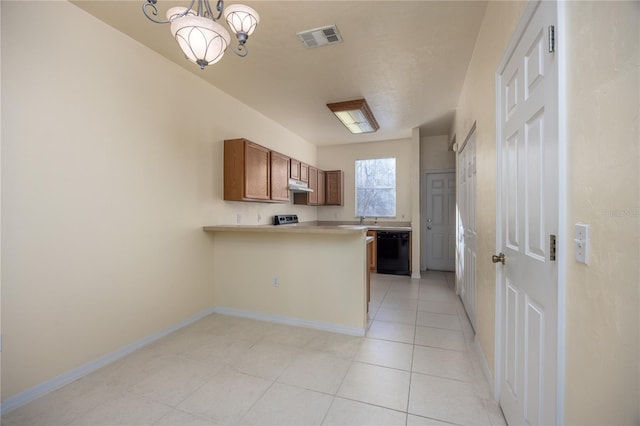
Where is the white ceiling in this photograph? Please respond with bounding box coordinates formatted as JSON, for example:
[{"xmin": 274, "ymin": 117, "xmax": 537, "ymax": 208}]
[{"xmin": 71, "ymin": 1, "xmax": 488, "ymax": 146}]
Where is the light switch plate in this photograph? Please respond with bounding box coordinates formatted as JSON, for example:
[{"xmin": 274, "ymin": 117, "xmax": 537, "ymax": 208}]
[{"xmin": 574, "ymin": 223, "xmax": 590, "ymax": 264}]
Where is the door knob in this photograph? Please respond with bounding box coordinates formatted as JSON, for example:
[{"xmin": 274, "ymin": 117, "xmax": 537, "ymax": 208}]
[
  {"xmin": 427, "ymin": 225, "xmax": 432, "ymax": 230},
  {"xmin": 492, "ymin": 252, "xmax": 506, "ymax": 264}
]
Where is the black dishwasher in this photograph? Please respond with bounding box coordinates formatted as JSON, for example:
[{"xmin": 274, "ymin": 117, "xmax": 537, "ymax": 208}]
[{"xmin": 376, "ymin": 231, "xmax": 410, "ymax": 276}]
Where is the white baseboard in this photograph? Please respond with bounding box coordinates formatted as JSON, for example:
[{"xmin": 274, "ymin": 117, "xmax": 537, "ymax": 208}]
[
  {"xmin": 473, "ymin": 334, "xmax": 495, "ymax": 395},
  {"xmin": 0, "ymin": 307, "xmax": 216, "ymax": 415},
  {"xmin": 213, "ymin": 306, "xmax": 366, "ymax": 337}
]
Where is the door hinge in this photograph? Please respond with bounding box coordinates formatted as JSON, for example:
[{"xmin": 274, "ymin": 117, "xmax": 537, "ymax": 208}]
[
  {"xmin": 550, "ymin": 235, "xmax": 557, "ymax": 261},
  {"xmin": 548, "ymin": 25, "xmax": 555, "ymax": 53}
]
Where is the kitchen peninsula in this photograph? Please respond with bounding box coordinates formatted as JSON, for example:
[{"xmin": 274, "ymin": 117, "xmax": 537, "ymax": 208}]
[{"xmin": 203, "ymin": 223, "xmax": 371, "ymax": 335}]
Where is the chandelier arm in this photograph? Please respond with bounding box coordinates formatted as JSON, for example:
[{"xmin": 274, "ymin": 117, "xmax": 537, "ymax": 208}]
[
  {"xmin": 143, "ymin": 0, "xmax": 198, "ymax": 24},
  {"xmin": 229, "ymin": 43, "xmax": 249, "ymax": 58},
  {"xmin": 201, "ymin": 0, "xmax": 224, "ymax": 21},
  {"xmin": 142, "ymin": 1, "xmax": 171, "ymax": 24},
  {"xmin": 215, "ymin": 0, "xmax": 224, "ymax": 20}
]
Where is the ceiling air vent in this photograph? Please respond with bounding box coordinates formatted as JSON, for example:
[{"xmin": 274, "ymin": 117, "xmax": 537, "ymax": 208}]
[{"xmin": 297, "ymin": 25, "xmax": 343, "ymax": 49}]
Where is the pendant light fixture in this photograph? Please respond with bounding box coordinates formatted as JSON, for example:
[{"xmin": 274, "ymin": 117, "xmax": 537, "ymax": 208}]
[{"xmin": 143, "ymin": 0, "xmax": 259, "ymax": 70}]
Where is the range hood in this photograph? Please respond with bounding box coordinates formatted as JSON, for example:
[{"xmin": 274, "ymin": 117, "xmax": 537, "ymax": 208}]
[{"xmin": 288, "ymin": 179, "xmax": 313, "ymax": 193}]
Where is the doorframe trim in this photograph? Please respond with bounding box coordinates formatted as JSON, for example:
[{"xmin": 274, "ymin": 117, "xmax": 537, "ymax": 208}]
[
  {"xmin": 458, "ymin": 121, "xmax": 477, "ymax": 154},
  {"xmin": 493, "ymin": 1, "xmax": 567, "ymax": 424},
  {"xmin": 421, "ymin": 169, "xmax": 456, "ymax": 270},
  {"xmin": 556, "ymin": 3, "xmax": 568, "ymax": 424}
]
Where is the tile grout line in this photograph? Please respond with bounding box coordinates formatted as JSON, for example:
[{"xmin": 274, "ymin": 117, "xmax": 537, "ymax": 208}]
[{"xmin": 404, "ymin": 283, "xmax": 421, "ymax": 424}]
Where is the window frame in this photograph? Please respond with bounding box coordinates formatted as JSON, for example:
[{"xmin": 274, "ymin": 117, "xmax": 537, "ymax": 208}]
[{"xmin": 354, "ymin": 157, "xmax": 397, "ymax": 218}]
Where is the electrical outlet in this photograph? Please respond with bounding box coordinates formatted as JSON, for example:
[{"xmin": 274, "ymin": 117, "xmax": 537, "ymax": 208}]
[
  {"xmin": 236, "ymin": 214, "xmax": 241, "ymax": 224},
  {"xmin": 272, "ymin": 276, "xmax": 280, "ymax": 287}
]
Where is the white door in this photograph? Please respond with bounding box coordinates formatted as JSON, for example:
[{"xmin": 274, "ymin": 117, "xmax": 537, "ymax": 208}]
[
  {"xmin": 496, "ymin": 1, "xmax": 559, "ymax": 424},
  {"xmin": 425, "ymin": 172, "xmax": 456, "ymax": 271},
  {"xmin": 457, "ymin": 129, "xmax": 477, "ymax": 329}
]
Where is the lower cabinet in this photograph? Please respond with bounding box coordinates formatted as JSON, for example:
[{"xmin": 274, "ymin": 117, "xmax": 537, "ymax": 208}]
[
  {"xmin": 367, "ymin": 230, "xmax": 377, "ymax": 271},
  {"xmin": 366, "ymin": 239, "xmax": 372, "ymax": 312}
]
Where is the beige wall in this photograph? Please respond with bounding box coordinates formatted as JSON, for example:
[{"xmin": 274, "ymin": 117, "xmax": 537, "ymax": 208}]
[
  {"xmin": 454, "ymin": 0, "xmax": 639, "ymax": 423},
  {"xmin": 452, "ymin": 0, "xmax": 527, "ymax": 374},
  {"xmin": 1, "ymin": 1, "xmax": 315, "ymax": 400},
  {"xmin": 420, "ymin": 135, "xmax": 455, "ymax": 172},
  {"xmin": 316, "ymin": 139, "xmax": 413, "ymax": 222},
  {"xmin": 563, "ymin": 2, "xmax": 639, "ymax": 424},
  {"xmin": 211, "ymin": 231, "xmax": 367, "ymax": 332}
]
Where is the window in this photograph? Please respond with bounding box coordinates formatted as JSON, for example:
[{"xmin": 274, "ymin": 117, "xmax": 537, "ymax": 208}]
[{"xmin": 355, "ymin": 158, "xmax": 396, "ymax": 217}]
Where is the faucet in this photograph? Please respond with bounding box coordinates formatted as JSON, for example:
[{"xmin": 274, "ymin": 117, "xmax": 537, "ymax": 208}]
[{"xmin": 359, "ymin": 216, "xmax": 365, "ymax": 225}]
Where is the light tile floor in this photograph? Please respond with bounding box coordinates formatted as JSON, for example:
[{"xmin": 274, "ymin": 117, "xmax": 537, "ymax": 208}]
[{"xmin": 3, "ymin": 271, "xmax": 506, "ymax": 426}]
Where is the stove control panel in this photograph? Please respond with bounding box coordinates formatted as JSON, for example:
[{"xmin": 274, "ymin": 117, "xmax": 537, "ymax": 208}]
[{"xmin": 273, "ymin": 214, "xmax": 299, "ymax": 225}]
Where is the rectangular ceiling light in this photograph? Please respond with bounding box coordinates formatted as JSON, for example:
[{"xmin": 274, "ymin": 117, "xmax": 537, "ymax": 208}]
[{"xmin": 327, "ymin": 99, "xmax": 379, "ymax": 134}]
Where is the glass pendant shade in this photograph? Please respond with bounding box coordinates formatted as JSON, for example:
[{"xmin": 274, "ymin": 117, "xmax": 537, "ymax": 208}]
[
  {"xmin": 223, "ymin": 4, "xmax": 260, "ymax": 37},
  {"xmin": 169, "ymin": 12, "xmax": 231, "ymax": 69},
  {"xmin": 143, "ymin": 1, "xmax": 259, "ymax": 69}
]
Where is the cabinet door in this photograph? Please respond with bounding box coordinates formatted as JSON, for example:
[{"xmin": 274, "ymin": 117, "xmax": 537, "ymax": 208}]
[
  {"xmin": 271, "ymin": 151, "xmax": 290, "ymax": 202},
  {"xmin": 367, "ymin": 230, "xmax": 377, "ymax": 271},
  {"xmin": 308, "ymin": 166, "xmax": 318, "ymax": 205},
  {"xmin": 290, "ymin": 159, "xmax": 301, "ymax": 180},
  {"xmin": 224, "ymin": 139, "xmax": 245, "ymax": 201},
  {"xmin": 325, "ymin": 170, "xmax": 344, "ymax": 206},
  {"xmin": 317, "ymin": 170, "xmax": 326, "ymax": 206},
  {"xmin": 245, "ymin": 142, "xmax": 271, "ymax": 200},
  {"xmin": 300, "ymin": 163, "xmax": 309, "ymax": 182}
]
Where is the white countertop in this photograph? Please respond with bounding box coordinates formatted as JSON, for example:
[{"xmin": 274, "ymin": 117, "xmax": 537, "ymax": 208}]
[
  {"xmin": 202, "ymin": 223, "xmax": 368, "ymax": 235},
  {"xmin": 203, "ymin": 221, "xmax": 413, "ymax": 234}
]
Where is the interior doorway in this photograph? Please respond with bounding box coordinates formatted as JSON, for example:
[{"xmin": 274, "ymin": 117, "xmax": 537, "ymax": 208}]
[
  {"xmin": 457, "ymin": 126, "xmax": 477, "ymax": 330},
  {"xmin": 495, "ymin": 1, "xmax": 562, "ymax": 424},
  {"xmin": 423, "ymin": 172, "xmax": 456, "ymax": 272}
]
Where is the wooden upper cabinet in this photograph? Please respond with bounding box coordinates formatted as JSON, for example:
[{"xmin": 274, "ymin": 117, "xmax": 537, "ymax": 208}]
[
  {"xmin": 317, "ymin": 169, "xmax": 326, "ymax": 206},
  {"xmin": 290, "ymin": 158, "xmax": 301, "ymax": 180},
  {"xmin": 308, "ymin": 166, "xmax": 318, "ymax": 205},
  {"xmin": 300, "ymin": 163, "xmax": 309, "ymax": 183},
  {"xmin": 225, "ymin": 139, "xmax": 270, "ymax": 201},
  {"xmin": 294, "ymin": 167, "xmax": 326, "ymax": 206},
  {"xmin": 245, "ymin": 142, "xmax": 271, "ymax": 200},
  {"xmin": 270, "ymin": 151, "xmax": 290, "ymax": 202},
  {"xmin": 224, "ymin": 138, "xmax": 342, "ymax": 206},
  {"xmin": 325, "ymin": 170, "xmax": 344, "ymax": 206}
]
